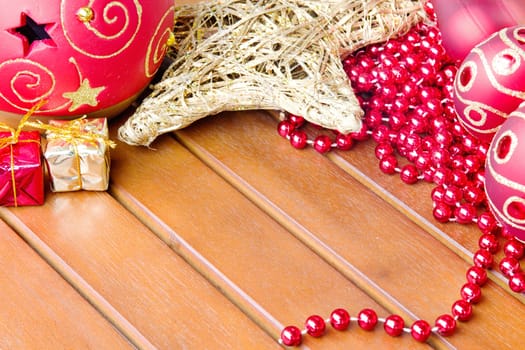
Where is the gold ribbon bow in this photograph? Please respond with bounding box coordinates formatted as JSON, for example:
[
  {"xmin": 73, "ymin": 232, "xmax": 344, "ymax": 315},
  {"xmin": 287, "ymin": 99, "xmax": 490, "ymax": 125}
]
[
  {"xmin": 0, "ymin": 101, "xmax": 45, "ymax": 207},
  {"xmin": 26, "ymin": 117, "xmax": 116, "ymax": 190}
]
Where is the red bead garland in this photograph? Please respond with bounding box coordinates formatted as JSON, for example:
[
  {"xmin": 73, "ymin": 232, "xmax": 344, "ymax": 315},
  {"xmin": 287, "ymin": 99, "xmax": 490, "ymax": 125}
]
[{"xmin": 277, "ymin": 1, "xmax": 525, "ymax": 347}]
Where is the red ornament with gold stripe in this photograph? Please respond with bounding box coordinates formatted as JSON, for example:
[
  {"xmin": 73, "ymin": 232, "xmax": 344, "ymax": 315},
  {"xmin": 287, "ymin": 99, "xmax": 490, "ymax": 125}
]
[
  {"xmin": 454, "ymin": 25, "xmax": 525, "ymax": 143},
  {"xmin": 485, "ymin": 101, "xmax": 525, "ymax": 243}
]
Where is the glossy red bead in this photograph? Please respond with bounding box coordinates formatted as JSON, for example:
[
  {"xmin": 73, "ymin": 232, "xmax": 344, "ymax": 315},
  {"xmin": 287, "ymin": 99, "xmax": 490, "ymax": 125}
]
[
  {"xmin": 364, "ymin": 109, "xmax": 383, "ymax": 128},
  {"xmin": 421, "ymin": 136, "xmax": 436, "ymax": 151},
  {"xmin": 435, "ymin": 314, "xmax": 456, "ymax": 337},
  {"xmin": 451, "ymin": 299, "xmax": 473, "ymax": 322},
  {"xmin": 450, "ymin": 170, "xmax": 468, "ymax": 188},
  {"xmin": 443, "ymin": 185, "xmax": 462, "ymax": 206},
  {"xmin": 388, "ymin": 112, "xmax": 407, "ymax": 130},
  {"xmin": 335, "ymin": 133, "xmax": 354, "ymax": 151},
  {"xmin": 396, "ymin": 127, "xmax": 411, "ymax": 146},
  {"xmin": 450, "ymin": 122, "xmax": 465, "ymax": 137},
  {"xmin": 509, "ymin": 273, "xmax": 525, "ymax": 293},
  {"xmin": 330, "ymin": 308, "xmax": 351, "ymax": 331},
  {"xmin": 449, "ymin": 144, "xmax": 464, "ymax": 156},
  {"xmin": 403, "ymin": 53, "xmax": 422, "ymax": 72},
  {"xmin": 463, "ymin": 185, "xmax": 485, "ymax": 205},
  {"xmin": 280, "ymin": 325, "xmax": 302, "ymax": 346},
  {"xmin": 499, "ymin": 256, "xmax": 521, "ymax": 278},
  {"xmin": 431, "ymin": 185, "xmax": 446, "ymax": 202},
  {"xmin": 478, "ymin": 234, "xmax": 499, "ymax": 254},
  {"xmin": 375, "ymin": 143, "xmax": 394, "ymax": 160},
  {"xmin": 415, "ymin": 151, "xmax": 432, "ymax": 170},
  {"xmin": 411, "ymin": 320, "xmax": 431, "ymax": 342},
  {"xmin": 289, "ymin": 130, "xmax": 308, "ymax": 149},
  {"xmin": 383, "ymin": 315, "xmax": 405, "ymax": 337},
  {"xmin": 434, "ymin": 129, "xmax": 453, "ymax": 147},
  {"xmin": 466, "ymin": 266, "xmax": 488, "ymax": 286},
  {"xmin": 504, "ymin": 239, "xmax": 525, "ymax": 259},
  {"xmin": 379, "ymin": 155, "xmax": 398, "ymax": 175},
  {"xmin": 432, "ymin": 167, "xmax": 452, "ymax": 186},
  {"xmin": 401, "ymin": 80, "xmax": 419, "ymax": 99},
  {"xmin": 431, "ymin": 148, "xmax": 450, "ymax": 167},
  {"xmin": 473, "ymin": 169, "xmax": 486, "ymax": 188},
  {"xmin": 356, "ymin": 72, "xmax": 375, "ymax": 91},
  {"xmin": 288, "ymin": 114, "xmax": 305, "ymax": 127},
  {"xmin": 462, "ymin": 134, "xmax": 479, "ymax": 153},
  {"xmin": 305, "ymin": 315, "xmax": 326, "ymax": 337},
  {"xmin": 277, "ymin": 120, "xmax": 294, "ymax": 138},
  {"xmin": 422, "ymin": 168, "xmax": 435, "ymax": 183},
  {"xmin": 501, "ymin": 227, "xmax": 517, "ymax": 240},
  {"xmin": 404, "ymin": 133, "xmax": 422, "ymax": 151},
  {"xmin": 400, "ymin": 164, "xmax": 419, "ymax": 184},
  {"xmin": 408, "ymin": 114, "xmax": 429, "ymax": 134},
  {"xmin": 477, "ymin": 212, "xmax": 498, "ymax": 233},
  {"xmin": 357, "ymin": 309, "xmax": 378, "ymax": 331},
  {"xmin": 460, "ymin": 283, "xmax": 482, "ymax": 304},
  {"xmin": 379, "ymin": 84, "xmax": 397, "ymax": 101},
  {"xmin": 358, "ymin": 56, "xmax": 376, "ymax": 70},
  {"xmin": 450, "ymin": 155, "xmax": 464, "ymax": 170},
  {"xmin": 464, "ymin": 154, "xmax": 482, "ymax": 174},
  {"xmin": 372, "ymin": 125, "xmax": 391, "ymax": 144},
  {"xmin": 313, "ymin": 135, "xmax": 333, "ymax": 154},
  {"xmin": 433, "ymin": 201, "xmax": 453, "ymax": 223},
  {"xmin": 454, "ymin": 203, "xmax": 476, "ymax": 224},
  {"xmin": 476, "ymin": 142, "xmax": 489, "ymax": 158},
  {"xmin": 473, "ymin": 249, "xmax": 494, "ymax": 269}
]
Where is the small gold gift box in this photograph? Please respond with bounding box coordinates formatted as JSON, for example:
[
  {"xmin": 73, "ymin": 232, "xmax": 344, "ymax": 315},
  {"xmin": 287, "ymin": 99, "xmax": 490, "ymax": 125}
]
[{"xmin": 44, "ymin": 118, "xmax": 114, "ymax": 192}]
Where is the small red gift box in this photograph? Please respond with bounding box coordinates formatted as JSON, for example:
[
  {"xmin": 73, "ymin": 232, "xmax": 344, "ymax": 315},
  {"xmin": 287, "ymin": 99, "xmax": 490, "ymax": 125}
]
[{"xmin": 0, "ymin": 131, "xmax": 44, "ymax": 207}]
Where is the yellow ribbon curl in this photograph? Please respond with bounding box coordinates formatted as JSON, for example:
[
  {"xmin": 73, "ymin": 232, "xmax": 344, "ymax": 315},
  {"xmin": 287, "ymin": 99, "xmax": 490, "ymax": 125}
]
[{"xmin": 0, "ymin": 101, "xmax": 46, "ymax": 207}]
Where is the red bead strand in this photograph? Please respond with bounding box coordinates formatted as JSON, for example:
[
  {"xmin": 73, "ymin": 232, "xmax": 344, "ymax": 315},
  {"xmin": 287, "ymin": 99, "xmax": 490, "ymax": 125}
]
[{"xmin": 278, "ymin": 1, "xmax": 525, "ymax": 346}]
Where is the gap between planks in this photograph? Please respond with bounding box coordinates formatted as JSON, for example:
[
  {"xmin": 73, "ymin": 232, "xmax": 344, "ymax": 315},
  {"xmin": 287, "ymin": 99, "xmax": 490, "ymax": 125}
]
[
  {"xmin": 0, "ymin": 208, "xmax": 155, "ymax": 350},
  {"xmin": 170, "ymin": 115, "xmax": 453, "ymax": 350}
]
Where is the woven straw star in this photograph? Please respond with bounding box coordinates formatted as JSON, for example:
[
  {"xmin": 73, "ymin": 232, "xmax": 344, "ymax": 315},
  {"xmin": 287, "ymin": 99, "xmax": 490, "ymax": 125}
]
[{"xmin": 119, "ymin": 0, "xmax": 426, "ymax": 146}]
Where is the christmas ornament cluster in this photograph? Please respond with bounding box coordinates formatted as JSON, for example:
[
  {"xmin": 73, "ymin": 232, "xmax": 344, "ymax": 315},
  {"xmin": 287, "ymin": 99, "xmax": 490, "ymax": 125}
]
[
  {"xmin": 0, "ymin": 0, "xmax": 174, "ymax": 206},
  {"xmin": 1, "ymin": 0, "xmax": 525, "ymax": 347},
  {"xmin": 275, "ymin": 0, "xmax": 525, "ymax": 346}
]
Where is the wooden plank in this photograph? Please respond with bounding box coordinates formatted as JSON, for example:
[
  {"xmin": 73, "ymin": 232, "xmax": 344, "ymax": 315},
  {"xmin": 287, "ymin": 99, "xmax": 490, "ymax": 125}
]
[
  {"xmin": 2, "ymin": 190, "xmax": 275, "ymax": 349},
  {"xmin": 0, "ymin": 219, "xmax": 132, "ymax": 349},
  {"xmin": 173, "ymin": 110, "xmax": 525, "ymax": 349},
  {"xmin": 329, "ymin": 135, "xmax": 524, "ymax": 296},
  {"xmin": 110, "ymin": 116, "xmax": 432, "ymax": 349}
]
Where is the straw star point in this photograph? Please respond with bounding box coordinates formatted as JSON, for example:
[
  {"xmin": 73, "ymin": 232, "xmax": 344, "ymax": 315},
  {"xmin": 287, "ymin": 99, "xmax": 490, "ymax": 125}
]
[{"xmin": 119, "ymin": 0, "xmax": 426, "ymax": 146}]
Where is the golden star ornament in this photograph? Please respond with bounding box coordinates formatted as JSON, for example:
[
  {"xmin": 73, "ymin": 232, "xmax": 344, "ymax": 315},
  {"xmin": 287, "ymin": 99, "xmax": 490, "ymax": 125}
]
[
  {"xmin": 63, "ymin": 79, "xmax": 106, "ymax": 112},
  {"xmin": 118, "ymin": 0, "xmax": 427, "ymax": 146}
]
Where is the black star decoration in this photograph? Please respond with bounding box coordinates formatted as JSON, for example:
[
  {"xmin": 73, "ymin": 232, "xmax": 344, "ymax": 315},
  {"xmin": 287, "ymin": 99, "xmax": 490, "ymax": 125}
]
[{"xmin": 9, "ymin": 13, "xmax": 55, "ymax": 56}]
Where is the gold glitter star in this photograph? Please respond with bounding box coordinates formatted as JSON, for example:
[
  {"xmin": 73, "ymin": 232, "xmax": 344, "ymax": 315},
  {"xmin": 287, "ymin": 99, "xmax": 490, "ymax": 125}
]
[
  {"xmin": 63, "ymin": 79, "xmax": 106, "ymax": 112},
  {"xmin": 119, "ymin": 0, "xmax": 426, "ymax": 146}
]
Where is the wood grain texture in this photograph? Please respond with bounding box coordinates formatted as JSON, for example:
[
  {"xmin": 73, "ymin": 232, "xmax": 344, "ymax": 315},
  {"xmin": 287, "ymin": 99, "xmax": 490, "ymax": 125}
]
[
  {"xmin": 174, "ymin": 110, "xmax": 525, "ymax": 350},
  {"xmin": 0, "ymin": 218, "xmax": 132, "ymax": 349},
  {"xmin": 3, "ymin": 191, "xmax": 275, "ymax": 349},
  {"xmin": 109, "ymin": 116, "xmax": 431, "ymax": 349}
]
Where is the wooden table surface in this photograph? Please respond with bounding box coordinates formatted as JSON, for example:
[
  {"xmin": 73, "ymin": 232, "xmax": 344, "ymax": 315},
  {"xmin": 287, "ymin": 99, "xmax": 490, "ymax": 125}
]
[
  {"xmin": 2, "ymin": 1, "xmax": 525, "ymax": 349},
  {"xmin": 1, "ymin": 105, "xmax": 524, "ymax": 349}
]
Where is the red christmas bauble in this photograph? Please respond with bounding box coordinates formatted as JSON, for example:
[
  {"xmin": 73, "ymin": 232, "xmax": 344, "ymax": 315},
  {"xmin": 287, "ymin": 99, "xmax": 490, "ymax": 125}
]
[
  {"xmin": 432, "ymin": 0, "xmax": 525, "ymax": 62},
  {"xmin": 454, "ymin": 25, "xmax": 525, "ymax": 143},
  {"xmin": 0, "ymin": 0, "xmax": 174, "ymax": 124},
  {"xmin": 485, "ymin": 102, "xmax": 525, "ymax": 242}
]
